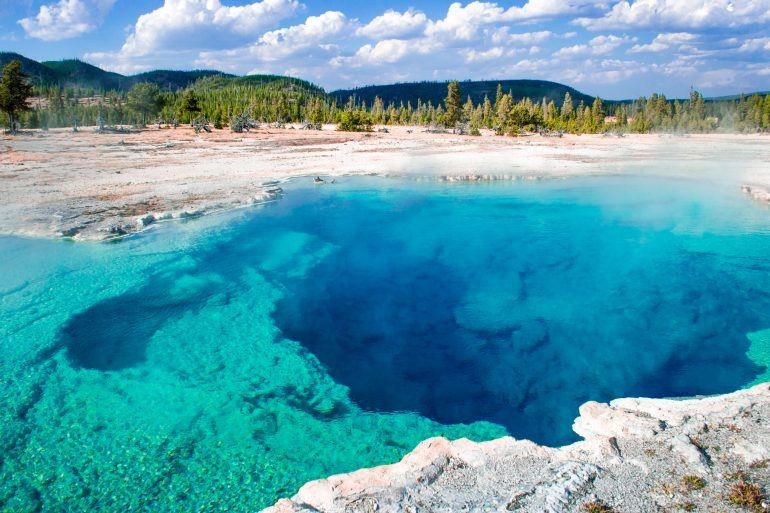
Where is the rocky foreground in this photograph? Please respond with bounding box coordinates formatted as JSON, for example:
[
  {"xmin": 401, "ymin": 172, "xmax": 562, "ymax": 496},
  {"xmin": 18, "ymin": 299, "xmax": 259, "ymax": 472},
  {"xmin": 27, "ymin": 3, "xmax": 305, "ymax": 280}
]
[{"xmin": 266, "ymin": 383, "xmax": 770, "ymax": 513}]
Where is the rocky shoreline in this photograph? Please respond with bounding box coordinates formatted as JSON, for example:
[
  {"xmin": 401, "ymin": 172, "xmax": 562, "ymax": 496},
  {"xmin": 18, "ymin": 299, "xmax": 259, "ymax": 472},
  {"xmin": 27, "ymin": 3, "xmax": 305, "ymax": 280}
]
[{"xmin": 265, "ymin": 383, "xmax": 770, "ymax": 513}]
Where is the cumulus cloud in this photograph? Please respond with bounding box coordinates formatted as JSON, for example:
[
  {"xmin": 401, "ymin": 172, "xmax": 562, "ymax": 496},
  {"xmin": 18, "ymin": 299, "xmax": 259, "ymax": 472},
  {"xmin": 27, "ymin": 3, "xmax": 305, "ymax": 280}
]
[
  {"xmin": 356, "ymin": 9, "xmax": 428, "ymax": 39},
  {"xmin": 423, "ymin": 0, "xmax": 588, "ymax": 43},
  {"xmin": 554, "ymin": 34, "xmax": 631, "ymax": 57},
  {"xmin": 574, "ymin": 0, "xmax": 770, "ymax": 30},
  {"xmin": 18, "ymin": 0, "xmax": 115, "ymax": 41},
  {"xmin": 487, "ymin": 28, "xmax": 555, "ymax": 45},
  {"xmin": 194, "ymin": 9, "xmax": 349, "ymax": 79},
  {"xmin": 425, "ymin": 1, "xmax": 511, "ymax": 42},
  {"xmin": 505, "ymin": 0, "xmax": 594, "ymax": 21},
  {"xmin": 119, "ymin": 0, "xmax": 301, "ymax": 57},
  {"xmin": 461, "ymin": 46, "xmax": 506, "ymax": 62},
  {"xmin": 233, "ymin": 11, "xmax": 349, "ymax": 61},
  {"xmin": 346, "ymin": 40, "xmax": 416, "ymax": 65},
  {"xmin": 629, "ymin": 32, "xmax": 697, "ymax": 52}
]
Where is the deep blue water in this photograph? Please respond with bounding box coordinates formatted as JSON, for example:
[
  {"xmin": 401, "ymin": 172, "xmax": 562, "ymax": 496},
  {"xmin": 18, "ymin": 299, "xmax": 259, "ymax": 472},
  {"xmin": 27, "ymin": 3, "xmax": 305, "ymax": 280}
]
[{"xmin": 58, "ymin": 175, "xmax": 770, "ymax": 445}]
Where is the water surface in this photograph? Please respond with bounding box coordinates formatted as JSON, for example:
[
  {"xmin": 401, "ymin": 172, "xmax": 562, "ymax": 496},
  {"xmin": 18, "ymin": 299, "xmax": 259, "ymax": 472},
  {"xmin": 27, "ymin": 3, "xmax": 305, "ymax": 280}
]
[{"xmin": 1, "ymin": 174, "xmax": 769, "ymax": 512}]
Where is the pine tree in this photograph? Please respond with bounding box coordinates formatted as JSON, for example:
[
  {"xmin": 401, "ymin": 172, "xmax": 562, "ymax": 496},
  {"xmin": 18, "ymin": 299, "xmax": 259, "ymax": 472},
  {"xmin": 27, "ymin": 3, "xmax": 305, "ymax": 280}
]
[
  {"xmin": 560, "ymin": 92, "xmax": 574, "ymax": 121},
  {"xmin": 496, "ymin": 93, "xmax": 512, "ymax": 134},
  {"xmin": 444, "ymin": 80, "xmax": 462, "ymax": 128},
  {"xmin": 127, "ymin": 82, "xmax": 162, "ymax": 126},
  {"xmin": 181, "ymin": 89, "xmax": 201, "ymax": 123},
  {"xmin": 591, "ymin": 97, "xmax": 605, "ymax": 127},
  {"xmin": 0, "ymin": 60, "xmax": 34, "ymax": 133}
]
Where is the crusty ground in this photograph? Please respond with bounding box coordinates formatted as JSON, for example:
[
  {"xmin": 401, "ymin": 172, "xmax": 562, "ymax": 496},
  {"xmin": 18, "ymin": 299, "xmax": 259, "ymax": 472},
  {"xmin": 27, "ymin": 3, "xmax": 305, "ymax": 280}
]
[{"xmin": 1, "ymin": 126, "xmax": 769, "ymax": 240}]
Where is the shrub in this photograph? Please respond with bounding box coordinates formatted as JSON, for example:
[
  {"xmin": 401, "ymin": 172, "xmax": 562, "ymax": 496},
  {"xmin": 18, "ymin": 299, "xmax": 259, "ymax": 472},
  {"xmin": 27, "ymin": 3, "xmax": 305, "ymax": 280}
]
[
  {"xmin": 582, "ymin": 501, "xmax": 614, "ymax": 513},
  {"xmin": 727, "ymin": 482, "xmax": 764, "ymax": 510},
  {"xmin": 337, "ymin": 110, "xmax": 373, "ymax": 132}
]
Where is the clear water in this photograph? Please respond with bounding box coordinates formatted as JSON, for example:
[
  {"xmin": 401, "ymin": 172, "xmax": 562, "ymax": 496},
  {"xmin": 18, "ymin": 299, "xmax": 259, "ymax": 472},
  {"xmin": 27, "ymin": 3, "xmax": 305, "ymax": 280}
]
[{"xmin": 1, "ymin": 174, "xmax": 769, "ymax": 512}]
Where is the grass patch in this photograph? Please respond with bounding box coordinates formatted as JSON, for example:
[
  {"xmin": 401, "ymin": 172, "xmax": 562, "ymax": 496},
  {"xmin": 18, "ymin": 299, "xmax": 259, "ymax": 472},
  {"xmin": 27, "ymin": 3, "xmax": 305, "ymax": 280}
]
[
  {"xmin": 581, "ymin": 501, "xmax": 615, "ymax": 513},
  {"xmin": 681, "ymin": 475, "xmax": 706, "ymax": 492}
]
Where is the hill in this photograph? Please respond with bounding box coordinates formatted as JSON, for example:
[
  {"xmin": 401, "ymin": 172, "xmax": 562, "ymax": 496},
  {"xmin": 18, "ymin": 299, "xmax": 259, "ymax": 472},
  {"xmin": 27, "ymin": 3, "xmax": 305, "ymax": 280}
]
[
  {"xmin": 0, "ymin": 53, "xmax": 239, "ymax": 91},
  {"xmin": 0, "ymin": 52, "xmax": 58, "ymax": 84},
  {"xmin": 331, "ymin": 79, "xmax": 596, "ymax": 107},
  {"xmin": 41, "ymin": 59, "xmax": 125, "ymax": 90}
]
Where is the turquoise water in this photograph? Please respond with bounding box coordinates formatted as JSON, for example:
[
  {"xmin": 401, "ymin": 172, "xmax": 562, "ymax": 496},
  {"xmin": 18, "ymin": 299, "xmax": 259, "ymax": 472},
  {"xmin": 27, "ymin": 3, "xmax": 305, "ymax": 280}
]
[{"xmin": 1, "ymin": 174, "xmax": 770, "ymax": 511}]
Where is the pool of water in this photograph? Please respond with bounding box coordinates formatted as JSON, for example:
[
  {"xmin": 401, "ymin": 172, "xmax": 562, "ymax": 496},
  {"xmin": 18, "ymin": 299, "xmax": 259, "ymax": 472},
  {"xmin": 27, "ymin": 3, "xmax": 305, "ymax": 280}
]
[{"xmin": 1, "ymin": 174, "xmax": 769, "ymax": 512}]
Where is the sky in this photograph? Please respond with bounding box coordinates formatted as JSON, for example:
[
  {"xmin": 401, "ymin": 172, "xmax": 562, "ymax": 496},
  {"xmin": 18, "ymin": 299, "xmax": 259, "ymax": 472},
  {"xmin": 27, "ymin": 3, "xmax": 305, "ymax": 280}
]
[{"xmin": 1, "ymin": 0, "xmax": 769, "ymax": 99}]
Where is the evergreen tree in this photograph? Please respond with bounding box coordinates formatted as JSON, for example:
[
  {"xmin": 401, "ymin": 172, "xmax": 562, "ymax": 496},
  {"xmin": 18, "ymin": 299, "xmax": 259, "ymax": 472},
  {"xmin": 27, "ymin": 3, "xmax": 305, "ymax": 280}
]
[
  {"xmin": 127, "ymin": 82, "xmax": 162, "ymax": 126},
  {"xmin": 444, "ymin": 80, "xmax": 462, "ymax": 127},
  {"xmin": 181, "ymin": 89, "xmax": 202, "ymax": 123},
  {"xmin": 494, "ymin": 84, "xmax": 503, "ymax": 112},
  {"xmin": 0, "ymin": 60, "xmax": 34, "ymax": 133},
  {"xmin": 560, "ymin": 92, "xmax": 574, "ymax": 121},
  {"xmin": 591, "ymin": 97, "xmax": 605, "ymax": 127}
]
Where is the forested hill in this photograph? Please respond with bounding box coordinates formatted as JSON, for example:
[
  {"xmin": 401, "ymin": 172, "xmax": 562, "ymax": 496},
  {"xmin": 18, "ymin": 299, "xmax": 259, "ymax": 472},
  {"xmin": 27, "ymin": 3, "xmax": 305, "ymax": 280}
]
[
  {"xmin": 331, "ymin": 80, "xmax": 595, "ymax": 107},
  {"xmin": 0, "ymin": 52, "xmax": 234, "ymax": 91}
]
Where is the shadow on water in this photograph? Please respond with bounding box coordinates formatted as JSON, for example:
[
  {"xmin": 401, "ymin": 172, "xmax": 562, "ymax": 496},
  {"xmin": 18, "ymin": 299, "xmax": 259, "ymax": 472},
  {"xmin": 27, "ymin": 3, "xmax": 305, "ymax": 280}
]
[
  {"xmin": 60, "ymin": 272, "xmax": 229, "ymax": 370},
  {"xmin": 57, "ymin": 177, "xmax": 769, "ymax": 444}
]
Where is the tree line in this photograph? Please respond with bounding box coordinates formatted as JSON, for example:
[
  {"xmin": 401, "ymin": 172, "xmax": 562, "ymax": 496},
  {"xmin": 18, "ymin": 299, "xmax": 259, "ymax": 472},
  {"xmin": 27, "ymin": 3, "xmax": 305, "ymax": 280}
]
[{"xmin": 2, "ymin": 60, "xmax": 770, "ymax": 134}]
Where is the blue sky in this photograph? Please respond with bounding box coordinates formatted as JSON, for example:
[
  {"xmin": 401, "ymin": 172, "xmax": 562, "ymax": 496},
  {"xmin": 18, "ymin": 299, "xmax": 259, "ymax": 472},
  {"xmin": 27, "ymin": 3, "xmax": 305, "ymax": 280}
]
[{"xmin": 1, "ymin": 0, "xmax": 769, "ymax": 98}]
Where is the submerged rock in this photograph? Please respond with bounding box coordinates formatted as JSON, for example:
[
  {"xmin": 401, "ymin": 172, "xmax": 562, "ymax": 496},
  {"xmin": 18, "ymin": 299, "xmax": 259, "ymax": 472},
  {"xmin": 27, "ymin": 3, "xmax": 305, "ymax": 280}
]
[{"xmin": 264, "ymin": 383, "xmax": 770, "ymax": 513}]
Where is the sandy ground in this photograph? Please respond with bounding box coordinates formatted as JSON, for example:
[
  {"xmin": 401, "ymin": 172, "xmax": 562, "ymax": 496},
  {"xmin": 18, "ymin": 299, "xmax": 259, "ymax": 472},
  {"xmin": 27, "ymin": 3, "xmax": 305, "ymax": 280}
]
[{"xmin": 1, "ymin": 125, "xmax": 769, "ymax": 240}]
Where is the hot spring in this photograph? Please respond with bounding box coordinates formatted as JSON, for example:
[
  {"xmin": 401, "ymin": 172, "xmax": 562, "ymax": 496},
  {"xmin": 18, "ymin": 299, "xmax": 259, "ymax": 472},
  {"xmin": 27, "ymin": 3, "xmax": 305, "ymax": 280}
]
[{"xmin": 1, "ymin": 173, "xmax": 769, "ymax": 512}]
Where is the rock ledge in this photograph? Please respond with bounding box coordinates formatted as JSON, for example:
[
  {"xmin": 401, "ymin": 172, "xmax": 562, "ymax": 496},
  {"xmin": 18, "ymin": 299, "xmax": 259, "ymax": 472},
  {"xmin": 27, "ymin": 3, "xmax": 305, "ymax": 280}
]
[{"xmin": 265, "ymin": 383, "xmax": 770, "ymax": 513}]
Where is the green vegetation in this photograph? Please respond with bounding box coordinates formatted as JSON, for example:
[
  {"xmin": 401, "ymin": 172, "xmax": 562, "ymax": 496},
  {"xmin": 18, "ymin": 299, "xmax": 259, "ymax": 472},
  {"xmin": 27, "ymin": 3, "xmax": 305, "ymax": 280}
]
[
  {"xmin": 443, "ymin": 80, "xmax": 462, "ymax": 128},
  {"xmin": 0, "ymin": 52, "xmax": 227, "ymax": 91},
  {"xmin": 2, "ymin": 52, "xmax": 770, "ymax": 134},
  {"xmin": 180, "ymin": 88, "xmax": 201, "ymax": 123},
  {"xmin": 337, "ymin": 109, "xmax": 373, "ymax": 132},
  {"xmin": 332, "ymin": 79, "xmax": 595, "ymax": 108},
  {"xmin": 681, "ymin": 475, "xmax": 706, "ymax": 491},
  {"xmin": 126, "ymin": 83, "xmax": 162, "ymax": 126},
  {"xmin": 727, "ymin": 481, "xmax": 765, "ymax": 510},
  {"xmin": 581, "ymin": 501, "xmax": 615, "ymax": 513},
  {"xmin": 0, "ymin": 60, "xmax": 33, "ymax": 133}
]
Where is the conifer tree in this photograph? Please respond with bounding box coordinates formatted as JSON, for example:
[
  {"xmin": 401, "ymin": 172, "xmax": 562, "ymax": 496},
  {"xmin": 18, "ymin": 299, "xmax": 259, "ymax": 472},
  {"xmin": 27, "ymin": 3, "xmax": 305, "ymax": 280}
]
[
  {"xmin": 444, "ymin": 80, "xmax": 462, "ymax": 128},
  {"xmin": 0, "ymin": 60, "xmax": 34, "ymax": 133},
  {"xmin": 560, "ymin": 92, "xmax": 574, "ymax": 121},
  {"xmin": 591, "ymin": 97, "xmax": 605, "ymax": 127},
  {"xmin": 127, "ymin": 82, "xmax": 162, "ymax": 126},
  {"xmin": 181, "ymin": 89, "xmax": 201, "ymax": 123},
  {"xmin": 762, "ymin": 95, "xmax": 770, "ymax": 129}
]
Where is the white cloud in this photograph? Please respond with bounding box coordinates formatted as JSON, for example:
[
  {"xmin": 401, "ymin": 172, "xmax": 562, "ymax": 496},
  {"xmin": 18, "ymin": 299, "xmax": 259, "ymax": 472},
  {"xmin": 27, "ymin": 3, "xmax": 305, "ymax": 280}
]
[
  {"xmin": 18, "ymin": 0, "xmax": 115, "ymax": 41},
  {"xmin": 574, "ymin": 0, "xmax": 770, "ymax": 30},
  {"xmin": 738, "ymin": 37, "xmax": 770, "ymax": 53},
  {"xmin": 461, "ymin": 46, "xmax": 505, "ymax": 62},
  {"xmin": 245, "ymin": 11, "xmax": 349, "ymax": 60},
  {"xmin": 505, "ymin": 0, "xmax": 593, "ymax": 21},
  {"xmin": 488, "ymin": 28, "xmax": 555, "ymax": 45},
  {"xmin": 119, "ymin": 0, "xmax": 301, "ymax": 57},
  {"xmin": 193, "ymin": 9, "xmax": 349, "ymax": 79},
  {"xmin": 356, "ymin": 9, "xmax": 428, "ymax": 39},
  {"xmin": 425, "ymin": 1, "xmax": 511, "ymax": 42},
  {"xmin": 348, "ymin": 39, "xmax": 415, "ymax": 65},
  {"xmin": 422, "ymin": 0, "xmax": 585, "ymax": 43},
  {"xmin": 629, "ymin": 32, "xmax": 697, "ymax": 52},
  {"xmin": 554, "ymin": 34, "xmax": 630, "ymax": 57}
]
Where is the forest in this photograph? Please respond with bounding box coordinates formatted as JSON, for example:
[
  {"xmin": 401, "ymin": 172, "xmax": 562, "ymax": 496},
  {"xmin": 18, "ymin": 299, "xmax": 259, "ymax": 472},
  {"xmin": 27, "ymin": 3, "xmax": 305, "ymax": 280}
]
[{"xmin": 2, "ymin": 58, "xmax": 769, "ymax": 135}]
